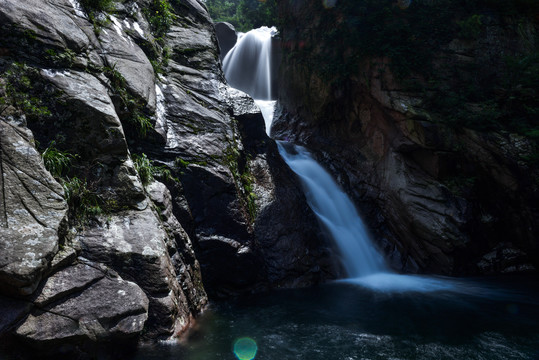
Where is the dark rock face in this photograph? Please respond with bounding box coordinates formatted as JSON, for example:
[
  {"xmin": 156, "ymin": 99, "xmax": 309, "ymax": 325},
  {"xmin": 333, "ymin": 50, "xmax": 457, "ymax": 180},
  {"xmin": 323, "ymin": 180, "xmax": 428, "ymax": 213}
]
[
  {"xmin": 148, "ymin": 4, "xmax": 337, "ymax": 296},
  {"xmin": 275, "ymin": 0, "xmax": 539, "ymax": 276},
  {"xmin": 214, "ymin": 22, "xmax": 238, "ymax": 60}
]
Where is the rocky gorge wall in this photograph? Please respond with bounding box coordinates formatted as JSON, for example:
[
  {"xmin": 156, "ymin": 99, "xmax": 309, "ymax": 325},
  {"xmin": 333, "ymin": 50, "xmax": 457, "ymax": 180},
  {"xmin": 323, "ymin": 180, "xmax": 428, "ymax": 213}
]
[
  {"xmin": 273, "ymin": 0, "xmax": 539, "ymax": 276},
  {"xmin": 0, "ymin": 0, "xmax": 337, "ymax": 357}
]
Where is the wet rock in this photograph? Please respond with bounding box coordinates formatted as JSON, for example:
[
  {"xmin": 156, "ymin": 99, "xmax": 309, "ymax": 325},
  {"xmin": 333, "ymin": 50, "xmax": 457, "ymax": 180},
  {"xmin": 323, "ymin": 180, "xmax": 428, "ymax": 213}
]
[
  {"xmin": 0, "ymin": 120, "xmax": 67, "ymax": 297},
  {"xmin": 251, "ymin": 146, "xmax": 340, "ymax": 286},
  {"xmin": 42, "ymin": 69, "xmax": 147, "ymax": 208},
  {"xmin": 98, "ymin": 15, "xmax": 157, "ymax": 112},
  {"xmin": 41, "ymin": 70, "xmax": 127, "ymax": 157},
  {"xmin": 32, "ymin": 261, "xmax": 107, "ymax": 307},
  {"xmin": 145, "ymin": 181, "xmax": 207, "ymax": 314}
]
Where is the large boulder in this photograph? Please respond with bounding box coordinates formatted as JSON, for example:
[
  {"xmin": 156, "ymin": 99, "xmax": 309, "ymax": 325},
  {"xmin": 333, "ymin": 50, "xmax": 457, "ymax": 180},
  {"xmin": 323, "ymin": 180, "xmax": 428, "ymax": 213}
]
[
  {"xmin": 214, "ymin": 22, "xmax": 237, "ymax": 60},
  {"xmin": 16, "ymin": 261, "xmax": 148, "ymax": 354},
  {"xmin": 0, "ymin": 0, "xmax": 93, "ymax": 52},
  {"xmin": 98, "ymin": 15, "xmax": 157, "ymax": 112}
]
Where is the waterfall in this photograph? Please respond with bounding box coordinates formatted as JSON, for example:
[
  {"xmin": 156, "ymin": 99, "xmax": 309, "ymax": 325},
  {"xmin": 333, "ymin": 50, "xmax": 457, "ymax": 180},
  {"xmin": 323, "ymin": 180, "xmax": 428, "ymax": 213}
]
[
  {"xmin": 222, "ymin": 27, "xmax": 455, "ymax": 292},
  {"xmin": 275, "ymin": 141, "xmax": 454, "ymax": 292},
  {"xmin": 223, "ymin": 26, "xmax": 278, "ymax": 101},
  {"xmin": 277, "ymin": 142, "xmax": 388, "ymax": 277}
]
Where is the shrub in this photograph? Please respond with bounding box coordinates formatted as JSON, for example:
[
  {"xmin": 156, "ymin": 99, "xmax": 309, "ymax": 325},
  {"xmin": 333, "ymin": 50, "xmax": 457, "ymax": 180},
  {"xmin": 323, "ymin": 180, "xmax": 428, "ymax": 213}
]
[
  {"xmin": 145, "ymin": 0, "xmax": 175, "ymax": 41},
  {"xmin": 133, "ymin": 153, "xmax": 177, "ymax": 186},
  {"xmin": 133, "ymin": 153, "xmax": 154, "ymax": 185},
  {"xmin": 62, "ymin": 177, "xmax": 103, "ymax": 223},
  {"xmin": 1, "ymin": 63, "xmax": 52, "ymax": 119}
]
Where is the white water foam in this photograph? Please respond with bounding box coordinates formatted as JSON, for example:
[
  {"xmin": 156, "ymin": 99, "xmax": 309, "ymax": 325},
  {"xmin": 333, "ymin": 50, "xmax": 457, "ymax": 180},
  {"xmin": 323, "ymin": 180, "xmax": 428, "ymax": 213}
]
[
  {"xmin": 339, "ymin": 273, "xmax": 456, "ymax": 293},
  {"xmin": 254, "ymin": 99, "xmax": 276, "ymax": 136}
]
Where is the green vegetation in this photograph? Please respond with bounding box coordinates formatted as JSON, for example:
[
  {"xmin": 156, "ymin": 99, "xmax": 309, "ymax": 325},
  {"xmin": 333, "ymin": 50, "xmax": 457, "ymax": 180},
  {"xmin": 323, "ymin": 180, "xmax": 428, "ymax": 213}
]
[
  {"xmin": 62, "ymin": 177, "xmax": 103, "ymax": 223},
  {"xmin": 0, "ymin": 63, "xmax": 52, "ymax": 120},
  {"xmin": 133, "ymin": 153, "xmax": 154, "ymax": 186},
  {"xmin": 149, "ymin": 46, "xmax": 171, "ymax": 74},
  {"xmin": 240, "ymin": 165, "xmax": 257, "ymax": 222},
  {"xmin": 45, "ymin": 48, "xmax": 77, "ymax": 68},
  {"xmin": 144, "ymin": 0, "xmax": 175, "ymax": 41},
  {"xmin": 457, "ymin": 14, "xmax": 484, "ymax": 39},
  {"xmin": 79, "ymin": 0, "xmax": 116, "ymax": 13},
  {"xmin": 282, "ymin": 0, "xmax": 539, "ymax": 152},
  {"xmin": 133, "ymin": 0, "xmax": 174, "ymax": 74},
  {"xmin": 41, "ymin": 141, "xmax": 77, "ymax": 178},
  {"xmin": 133, "ymin": 153, "xmax": 178, "ymax": 186},
  {"xmin": 79, "ymin": 0, "xmax": 116, "ymax": 34},
  {"xmin": 204, "ymin": 0, "xmax": 278, "ymax": 32}
]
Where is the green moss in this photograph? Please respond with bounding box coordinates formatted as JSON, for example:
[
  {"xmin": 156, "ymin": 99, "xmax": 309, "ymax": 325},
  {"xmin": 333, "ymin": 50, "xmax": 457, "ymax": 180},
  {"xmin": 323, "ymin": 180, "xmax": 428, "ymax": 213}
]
[
  {"xmin": 457, "ymin": 14, "xmax": 484, "ymax": 39},
  {"xmin": 443, "ymin": 175, "xmax": 477, "ymax": 196},
  {"xmin": 223, "ymin": 135, "xmax": 258, "ymax": 224},
  {"xmin": 175, "ymin": 157, "xmax": 191, "ymax": 168},
  {"xmin": 45, "ymin": 48, "xmax": 77, "ymax": 68}
]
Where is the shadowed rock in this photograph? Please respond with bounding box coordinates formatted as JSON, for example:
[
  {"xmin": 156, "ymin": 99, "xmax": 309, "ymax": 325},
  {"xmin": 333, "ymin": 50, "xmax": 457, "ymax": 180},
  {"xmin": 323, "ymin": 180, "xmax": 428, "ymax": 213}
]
[{"xmin": 214, "ymin": 22, "xmax": 237, "ymax": 60}]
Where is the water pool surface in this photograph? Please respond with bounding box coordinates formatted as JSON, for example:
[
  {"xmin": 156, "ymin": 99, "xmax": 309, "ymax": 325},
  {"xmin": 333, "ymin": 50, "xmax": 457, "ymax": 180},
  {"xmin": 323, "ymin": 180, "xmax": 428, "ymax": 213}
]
[{"xmin": 135, "ymin": 276, "xmax": 539, "ymax": 360}]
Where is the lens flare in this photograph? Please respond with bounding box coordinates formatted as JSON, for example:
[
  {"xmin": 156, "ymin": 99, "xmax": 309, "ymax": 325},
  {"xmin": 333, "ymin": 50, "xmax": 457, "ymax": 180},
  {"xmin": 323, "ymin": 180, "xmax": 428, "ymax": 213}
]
[{"xmin": 233, "ymin": 338, "xmax": 258, "ymax": 360}]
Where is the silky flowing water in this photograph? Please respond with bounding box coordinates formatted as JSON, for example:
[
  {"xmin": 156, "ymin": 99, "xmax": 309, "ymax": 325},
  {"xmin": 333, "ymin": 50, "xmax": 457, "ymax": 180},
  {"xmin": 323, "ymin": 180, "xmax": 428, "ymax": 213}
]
[{"xmin": 136, "ymin": 27, "xmax": 539, "ymax": 359}]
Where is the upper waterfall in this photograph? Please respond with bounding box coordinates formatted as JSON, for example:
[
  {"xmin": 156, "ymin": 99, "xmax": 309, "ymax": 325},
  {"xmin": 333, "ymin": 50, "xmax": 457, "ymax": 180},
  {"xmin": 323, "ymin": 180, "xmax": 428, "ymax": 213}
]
[{"xmin": 223, "ymin": 26, "xmax": 278, "ymax": 100}]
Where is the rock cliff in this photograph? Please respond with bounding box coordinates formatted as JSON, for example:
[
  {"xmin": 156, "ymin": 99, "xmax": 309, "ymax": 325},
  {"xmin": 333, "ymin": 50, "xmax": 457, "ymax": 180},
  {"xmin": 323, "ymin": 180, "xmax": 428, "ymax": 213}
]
[
  {"xmin": 274, "ymin": 0, "xmax": 539, "ymax": 276},
  {"xmin": 0, "ymin": 0, "xmax": 336, "ymax": 356}
]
